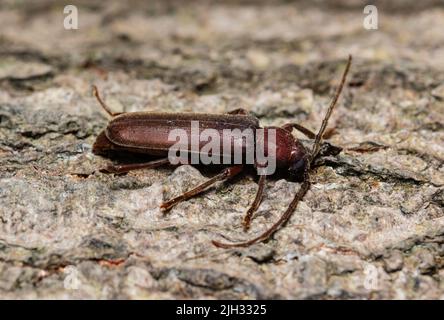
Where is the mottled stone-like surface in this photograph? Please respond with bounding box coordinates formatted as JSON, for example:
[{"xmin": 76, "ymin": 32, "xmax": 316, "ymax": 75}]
[{"xmin": 0, "ymin": 0, "xmax": 443, "ymax": 299}]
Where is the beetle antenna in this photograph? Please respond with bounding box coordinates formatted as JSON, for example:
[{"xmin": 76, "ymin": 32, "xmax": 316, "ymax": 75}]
[
  {"xmin": 212, "ymin": 55, "xmax": 352, "ymax": 249},
  {"xmin": 310, "ymin": 55, "xmax": 352, "ymax": 163},
  {"xmin": 212, "ymin": 169, "xmax": 310, "ymax": 249}
]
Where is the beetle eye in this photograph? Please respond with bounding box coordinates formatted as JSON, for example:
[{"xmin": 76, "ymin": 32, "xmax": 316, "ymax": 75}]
[{"xmin": 290, "ymin": 158, "xmax": 306, "ymax": 174}]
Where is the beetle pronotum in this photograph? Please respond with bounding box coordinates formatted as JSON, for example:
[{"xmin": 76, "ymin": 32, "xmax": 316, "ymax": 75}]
[{"xmin": 92, "ymin": 55, "xmax": 352, "ymax": 248}]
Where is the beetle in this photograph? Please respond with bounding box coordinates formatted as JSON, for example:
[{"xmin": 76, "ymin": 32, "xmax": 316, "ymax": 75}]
[{"xmin": 91, "ymin": 55, "xmax": 352, "ymax": 248}]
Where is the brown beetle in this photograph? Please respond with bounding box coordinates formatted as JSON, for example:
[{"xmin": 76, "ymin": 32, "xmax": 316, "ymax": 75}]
[{"xmin": 92, "ymin": 55, "xmax": 352, "ymax": 248}]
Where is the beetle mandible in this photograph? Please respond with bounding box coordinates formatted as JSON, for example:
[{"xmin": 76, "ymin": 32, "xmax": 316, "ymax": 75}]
[{"xmin": 91, "ymin": 55, "xmax": 352, "ymax": 248}]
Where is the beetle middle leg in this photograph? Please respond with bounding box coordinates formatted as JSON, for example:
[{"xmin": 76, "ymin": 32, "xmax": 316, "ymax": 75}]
[{"xmin": 160, "ymin": 165, "xmax": 243, "ymax": 212}]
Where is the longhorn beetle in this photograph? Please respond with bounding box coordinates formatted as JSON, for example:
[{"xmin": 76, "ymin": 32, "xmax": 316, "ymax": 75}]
[{"xmin": 92, "ymin": 55, "xmax": 352, "ymax": 248}]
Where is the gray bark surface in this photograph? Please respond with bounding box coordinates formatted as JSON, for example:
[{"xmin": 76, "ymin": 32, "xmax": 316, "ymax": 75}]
[{"xmin": 0, "ymin": 0, "xmax": 443, "ymax": 299}]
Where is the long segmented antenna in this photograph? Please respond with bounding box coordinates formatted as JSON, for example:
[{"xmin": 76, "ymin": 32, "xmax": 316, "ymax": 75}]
[
  {"xmin": 310, "ymin": 55, "xmax": 352, "ymax": 162},
  {"xmin": 212, "ymin": 55, "xmax": 352, "ymax": 249},
  {"xmin": 212, "ymin": 171, "xmax": 310, "ymax": 249}
]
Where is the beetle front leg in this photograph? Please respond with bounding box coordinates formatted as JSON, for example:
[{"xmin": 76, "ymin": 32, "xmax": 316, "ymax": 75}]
[
  {"xmin": 100, "ymin": 158, "xmax": 171, "ymax": 174},
  {"xmin": 282, "ymin": 123, "xmax": 336, "ymax": 139},
  {"xmin": 242, "ymin": 174, "xmax": 266, "ymax": 231},
  {"xmin": 160, "ymin": 165, "xmax": 243, "ymax": 212}
]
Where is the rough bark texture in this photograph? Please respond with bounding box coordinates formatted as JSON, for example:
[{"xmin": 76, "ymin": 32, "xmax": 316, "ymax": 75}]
[{"xmin": 0, "ymin": 0, "xmax": 443, "ymax": 299}]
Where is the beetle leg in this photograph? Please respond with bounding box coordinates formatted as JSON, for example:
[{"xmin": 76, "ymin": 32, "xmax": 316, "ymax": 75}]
[
  {"xmin": 282, "ymin": 123, "xmax": 316, "ymax": 139},
  {"xmin": 242, "ymin": 174, "xmax": 266, "ymax": 231},
  {"xmin": 227, "ymin": 108, "xmax": 250, "ymax": 115},
  {"xmin": 92, "ymin": 85, "xmax": 124, "ymax": 117},
  {"xmin": 160, "ymin": 165, "xmax": 243, "ymax": 212},
  {"xmin": 212, "ymin": 170, "xmax": 311, "ymax": 249},
  {"xmin": 282, "ymin": 123, "xmax": 336, "ymax": 139},
  {"xmin": 321, "ymin": 127, "xmax": 336, "ymax": 139},
  {"xmin": 101, "ymin": 158, "xmax": 170, "ymax": 174}
]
